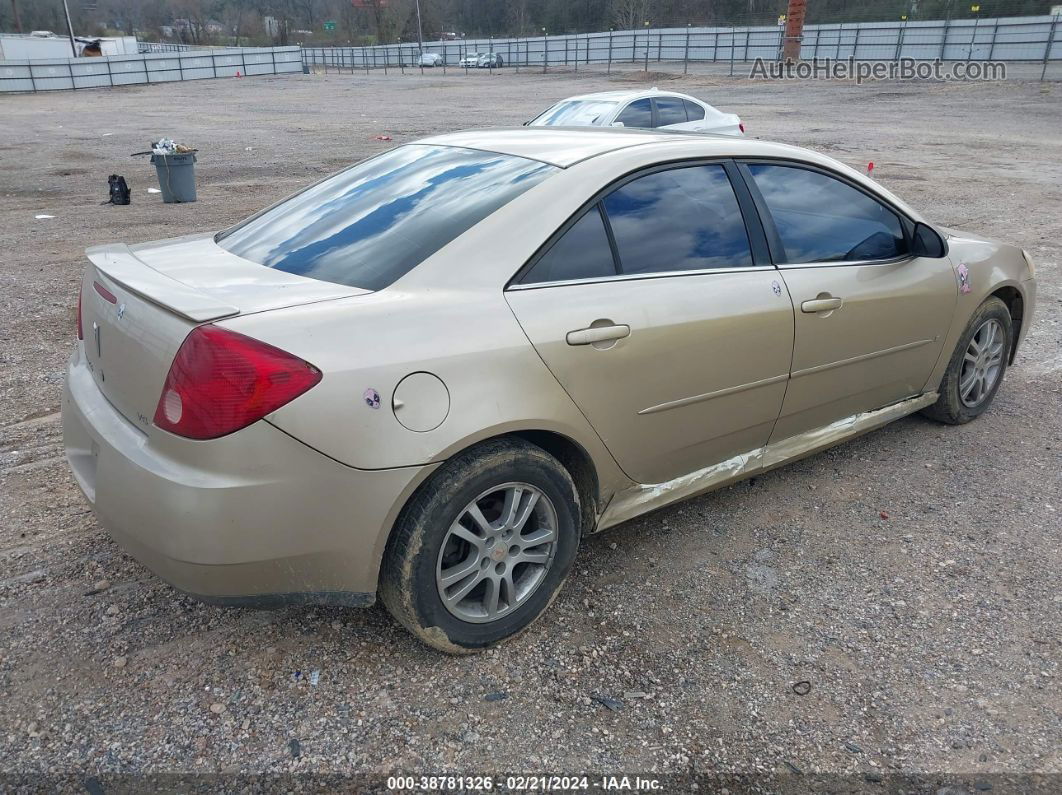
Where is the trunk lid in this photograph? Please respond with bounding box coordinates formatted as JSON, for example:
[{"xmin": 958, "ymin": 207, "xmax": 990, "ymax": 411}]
[{"xmin": 80, "ymin": 234, "xmax": 366, "ymax": 432}]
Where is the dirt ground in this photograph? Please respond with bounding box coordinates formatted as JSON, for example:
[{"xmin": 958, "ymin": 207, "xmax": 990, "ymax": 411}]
[{"xmin": 0, "ymin": 67, "xmax": 1060, "ymax": 787}]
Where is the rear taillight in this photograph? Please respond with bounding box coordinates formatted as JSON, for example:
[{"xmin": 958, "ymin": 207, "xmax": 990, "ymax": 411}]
[
  {"xmin": 153, "ymin": 326, "xmax": 322, "ymax": 440},
  {"xmin": 739, "ymin": 122, "xmax": 745, "ymax": 133},
  {"xmin": 77, "ymin": 286, "xmax": 83, "ymax": 340}
]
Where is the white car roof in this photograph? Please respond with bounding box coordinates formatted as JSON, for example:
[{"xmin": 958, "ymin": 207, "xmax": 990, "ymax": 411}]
[{"xmin": 556, "ymin": 88, "xmax": 698, "ymax": 104}]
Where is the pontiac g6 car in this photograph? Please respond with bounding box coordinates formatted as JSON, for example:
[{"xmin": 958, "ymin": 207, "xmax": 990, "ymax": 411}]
[{"xmin": 63, "ymin": 128, "xmax": 1036, "ymax": 652}]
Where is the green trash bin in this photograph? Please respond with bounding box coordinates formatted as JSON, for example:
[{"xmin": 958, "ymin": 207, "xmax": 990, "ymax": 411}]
[{"xmin": 151, "ymin": 152, "xmax": 197, "ymax": 203}]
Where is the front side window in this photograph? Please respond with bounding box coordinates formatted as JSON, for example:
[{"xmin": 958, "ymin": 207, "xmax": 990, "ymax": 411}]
[
  {"xmin": 747, "ymin": 164, "xmax": 907, "ymax": 263},
  {"xmin": 530, "ymin": 100, "xmax": 619, "ymax": 126},
  {"xmin": 614, "ymin": 98, "xmax": 653, "ymax": 128},
  {"xmin": 217, "ymin": 145, "xmax": 555, "ymax": 290},
  {"xmin": 603, "ymin": 164, "xmax": 754, "ymax": 274},
  {"xmin": 655, "ymin": 97, "xmax": 687, "ymax": 126}
]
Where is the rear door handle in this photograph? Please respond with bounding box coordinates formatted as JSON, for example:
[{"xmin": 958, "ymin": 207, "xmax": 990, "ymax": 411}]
[
  {"xmin": 801, "ymin": 297, "xmax": 843, "ymax": 313},
  {"xmin": 565, "ymin": 324, "xmax": 630, "ymax": 346}
]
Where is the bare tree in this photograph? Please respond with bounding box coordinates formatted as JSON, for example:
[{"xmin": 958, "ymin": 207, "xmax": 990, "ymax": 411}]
[
  {"xmin": 9, "ymin": 0, "xmax": 23, "ymax": 33},
  {"xmin": 356, "ymin": 0, "xmax": 413, "ymax": 44},
  {"xmin": 508, "ymin": 0, "xmax": 531, "ymax": 36},
  {"xmin": 612, "ymin": 0, "xmax": 649, "ymax": 30},
  {"xmin": 294, "ymin": 0, "xmax": 317, "ymax": 28}
]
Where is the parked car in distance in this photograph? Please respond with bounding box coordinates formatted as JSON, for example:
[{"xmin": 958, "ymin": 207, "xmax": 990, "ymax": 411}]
[
  {"xmin": 64, "ymin": 128, "xmax": 1035, "ymax": 653},
  {"xmin": 477, "ymin": 52, "xmax": 503, "ymax": 68},
  {"xmin": 528, "ymin": 89, "xmax": 744, "ymax": 135},
  {"xmin": 418, "ymin": 52, "xmax": 443, "ymax": 67},
  {"xmin": 459, "ymin": 51, "xmax": 481, "ymax": 68}
]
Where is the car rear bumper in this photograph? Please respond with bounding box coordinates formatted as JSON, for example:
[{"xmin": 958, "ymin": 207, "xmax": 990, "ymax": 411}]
[{"xmin": 62, "ymin": 347, "xmax": 428, "ymax": 605}]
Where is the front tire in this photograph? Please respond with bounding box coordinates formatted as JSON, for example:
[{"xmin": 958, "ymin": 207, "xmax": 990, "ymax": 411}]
[
  {"xmin": 922, "ymin": 296, "xmax": 1012, "ymax": 425},
  {"xmin": 379, "ymin": 438, "xmax": 581, "ymax": 653}
]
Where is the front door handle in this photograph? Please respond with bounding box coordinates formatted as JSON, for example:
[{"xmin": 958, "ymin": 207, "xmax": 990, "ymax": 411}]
[
  {"xmin": 566, "ymin": 324, "xmax": 630, "ymax": 346},
  {"xmin": 801, "ymin": 296, "xmax": 843, "ymax": 313}
]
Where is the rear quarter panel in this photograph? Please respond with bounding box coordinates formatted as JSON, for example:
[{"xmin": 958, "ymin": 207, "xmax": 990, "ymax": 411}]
[{"xmin": 221, "ymin": 286, "xmax": 632, "ymax": 499}]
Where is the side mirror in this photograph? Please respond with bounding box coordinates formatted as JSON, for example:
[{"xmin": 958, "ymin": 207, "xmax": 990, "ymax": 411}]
[
  {"xmin": 610, "ymin": 121, "xmax": 625, "ymax": 128},
  {"xmin": 911, "ymin": 222, "xmax": 947, "ymax": 258}
]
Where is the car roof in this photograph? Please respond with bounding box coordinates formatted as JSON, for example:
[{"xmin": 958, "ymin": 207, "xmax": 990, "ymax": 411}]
[
  {"xmin": 556, "ymin": 88, "xmax": 696, "ymax": 104},
  {"xmin": 417, "ymin": 127, "xmax": 677, "ymax": 167},
  {"xmin": 416, "ymin": 127, "xmax": 805, "ymax": 168}
]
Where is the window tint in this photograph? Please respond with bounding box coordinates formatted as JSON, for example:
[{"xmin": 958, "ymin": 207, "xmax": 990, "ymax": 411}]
[
  {"xmin": 615, "ymin": 98, "xmax": 652, "ymax": 128},
  {"xmin": 217, "ymin": 145, "xmax": 555, "ymax": 290},
  {"xmin": 683, "ymin": 99, "xmax": 705, "ymax": 121},
  {"xmin": 655, "ymin": 96, "xmax": 687, "ymax": 126},
  {"xmin": 522, "ymin": 206, "xmax": 616, "ymax": 284},
  {"xmin": 602, "ymin": 164, "xmax": 754, "ymax": 274},
  {"xmin": 747, "ymin": 164, "xmax": 907, "ymax": 263}
]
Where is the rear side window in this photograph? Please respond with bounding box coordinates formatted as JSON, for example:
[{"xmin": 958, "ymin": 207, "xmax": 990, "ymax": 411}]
[
  {"xmin": 655, "ymin": 96, "xmax": 687, "ymax": 126},
  {"xmin": 217, "ymin": 145, "xmax": 556, "ymax": 290},
  {"xmin": 521, "ymin": 206, "xmax": 616, "ymax": 284},
  {"xmin": 747, "ymin": 164, "xmax": 907, "ymax": 263},
  {"xmin": 683, "ymin": 100, "xmax": 705, "ymax": 121},
  {"xmin": 603, "ymin": 164, "xmax": 754, "ymax": 274},
  {"xmin": 615, "ymin": 98, "xmax": 652, "ymax": 128}
]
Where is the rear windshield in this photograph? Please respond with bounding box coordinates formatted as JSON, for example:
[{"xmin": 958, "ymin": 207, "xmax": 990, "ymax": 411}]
[
  {"xmin": 216, "ymin": 145, "xmax": 556, "ymax": 290},
  {"xmin": 531, "ymin": 100, "xmax": 618, "ymax": 127}
]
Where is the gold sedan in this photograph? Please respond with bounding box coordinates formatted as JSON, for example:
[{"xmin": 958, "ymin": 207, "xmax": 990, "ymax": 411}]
[{"xmin": 62, "ymin": 128, "xmax": 1036, "ymax": 652}]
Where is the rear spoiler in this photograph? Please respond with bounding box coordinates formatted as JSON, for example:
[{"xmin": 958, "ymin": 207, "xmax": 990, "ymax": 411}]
[{"xmin": 85, "ymin": 244, "xmax": 239, "ymax": 323}]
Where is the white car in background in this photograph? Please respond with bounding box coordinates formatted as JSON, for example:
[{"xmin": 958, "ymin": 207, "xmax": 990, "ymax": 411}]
[
  {"xmin": 418, "ymin": 52, "xmax": 444, "ymax": 67},
  {"xmin": 528, "ymin": 89, "xmax": 744, "ymax": 136}
]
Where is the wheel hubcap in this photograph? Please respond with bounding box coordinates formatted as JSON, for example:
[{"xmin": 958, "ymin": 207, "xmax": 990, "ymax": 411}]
[
  {"xmin": 436, "ymin": 483, "xmax": 558, "ymax": 623},
  {"xmin": 959, "ymin": 318, "xmax": 1005, "ymax": 408}
]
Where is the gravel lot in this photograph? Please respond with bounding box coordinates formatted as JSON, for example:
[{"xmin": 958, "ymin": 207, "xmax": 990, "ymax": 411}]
[{"xmin": 1, "ymin": 67, "xmax": 1060, "ymax": 787}]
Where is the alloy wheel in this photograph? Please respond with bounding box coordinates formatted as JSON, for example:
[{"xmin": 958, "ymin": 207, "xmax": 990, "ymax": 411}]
[
  {"xmin": 959, "ymin": 318, "xmax": 1005, "ymax": 408},
  {"xmin": 436, "ymin": 483, "xmax": 558, "ymax": 623}
]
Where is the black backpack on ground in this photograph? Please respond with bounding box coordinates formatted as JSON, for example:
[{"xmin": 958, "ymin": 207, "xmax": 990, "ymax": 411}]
[{"xmin": 106, "ymin": 174, "xmax": 130, "ymax": 205}]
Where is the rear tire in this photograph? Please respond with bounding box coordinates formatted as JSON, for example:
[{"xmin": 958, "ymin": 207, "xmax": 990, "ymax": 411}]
[
  {"xmin": 379, "ymin": 438, "xmax": 581, "ymax": 653},
  {"xmin": 922, "ymin": 296, "xmax": 1012, "ymax": 425}
]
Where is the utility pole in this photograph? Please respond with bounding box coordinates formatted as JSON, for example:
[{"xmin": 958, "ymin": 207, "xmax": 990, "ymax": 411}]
[
  {"xmin": 414, "ymin": 0, "xmax": 424, "ymax": 54},
  {"xmin": 62, "ymin": 0, "xmax": 78, "ymax": 57},
  {"xmin": 782, "ymin": 0, "xmax": 807, "ymax": 61},
  {"xmin": 10, "ymin": 0, "xmax": 23, "ymax": 34}
]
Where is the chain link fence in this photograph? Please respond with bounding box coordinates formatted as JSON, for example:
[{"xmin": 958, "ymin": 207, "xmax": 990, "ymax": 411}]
[{"xmin": 302, "ymin": 14, "xmax": 1062, "ymax": 81}]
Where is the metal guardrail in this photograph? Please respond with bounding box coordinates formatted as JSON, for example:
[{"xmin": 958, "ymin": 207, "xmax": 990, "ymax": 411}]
[
  {"xmin": 0, "ymin": 45, "xmax": 303, "ymax": 93},
  {"xmin": 302, "ymin": 14, "xmax": 1062, "ymax": 81},
  {"xmin": 137, "ymin": 42, "xmax": 193, "ymax": 54}
]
